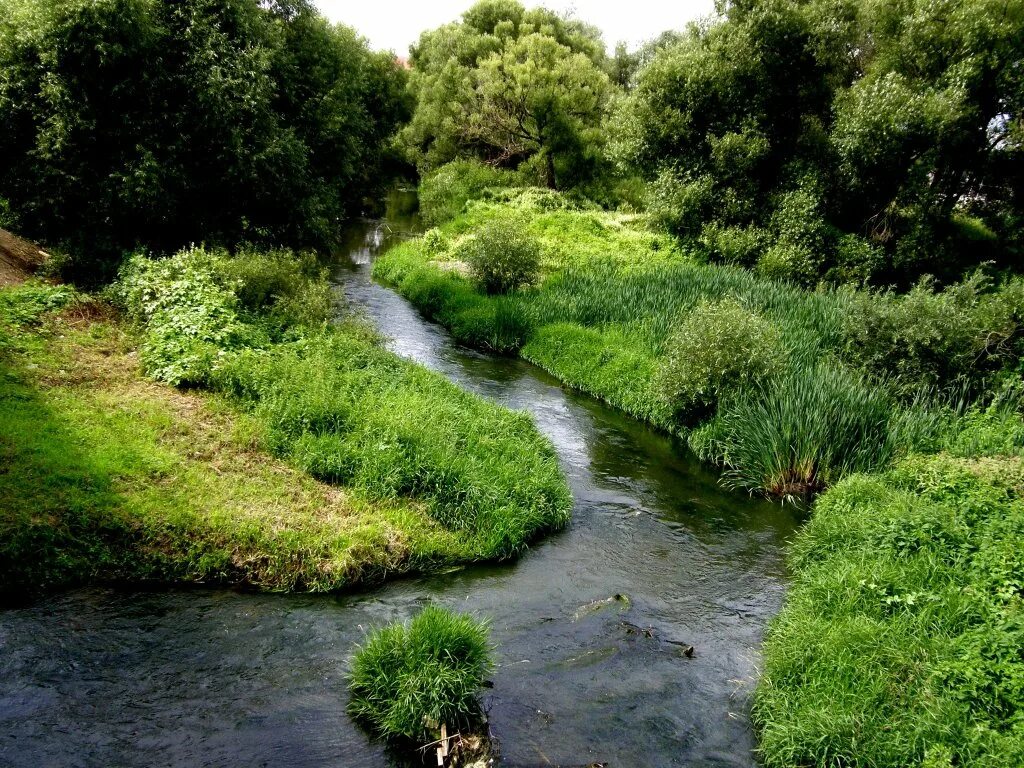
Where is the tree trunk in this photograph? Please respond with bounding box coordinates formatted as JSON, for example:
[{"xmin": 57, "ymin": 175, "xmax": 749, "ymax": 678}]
[{"xmin": 545, "ymin": 151, "xmax": 557, "ymax": 190}]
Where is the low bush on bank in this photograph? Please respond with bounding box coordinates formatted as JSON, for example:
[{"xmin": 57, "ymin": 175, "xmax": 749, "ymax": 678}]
[
  {"xmin": 839, "ymin": 273, "xmax": 1024, "ymax": 395},
  {"xmin": 348, "ymin": 605, "xmax": 493, "ymax": 743},
  {"xmin": 755, "ymin": 454, "xmax": 1024, "ymax": 765},
  {"xmin": 418, "ymin": 160, "xmax": 525, "ymax": 227},
  {"xmin": 658, "ymin": 298, "xmax": 785, "ymax": 425},
  {"xmin": 457, "ymin": 214, "xmax": 540, "ymax": 295},
  {"xmin": 114, "ymin": 246, "xmax": 571, "ymax": 560}
]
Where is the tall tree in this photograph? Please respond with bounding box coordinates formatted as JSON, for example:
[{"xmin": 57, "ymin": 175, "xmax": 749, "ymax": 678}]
[
  {"xmin": 401, "ymin": 0, "xmax": 611, "ymax": 189},
  {"xmin": 0, "ymin": 0, "xmax": 409, "ymax": 278}
]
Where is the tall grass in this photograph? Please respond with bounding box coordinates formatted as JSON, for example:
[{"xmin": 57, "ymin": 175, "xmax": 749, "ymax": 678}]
[
  {"xmin": 694, "ymin": 364, "xmax": 945, "ymax": 500},
  {"xmin": 348, "ymin": 605, "xmax": 493, "ymax": 743},
  {"xmin": 754, "ymin": 454, "xmax": 1024, "ymax": 765}
]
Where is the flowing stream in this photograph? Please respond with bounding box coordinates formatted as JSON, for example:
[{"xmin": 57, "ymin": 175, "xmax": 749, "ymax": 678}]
[{"xmin": 0, "ymin": 192, "xmax": 798, "ymax": 767}]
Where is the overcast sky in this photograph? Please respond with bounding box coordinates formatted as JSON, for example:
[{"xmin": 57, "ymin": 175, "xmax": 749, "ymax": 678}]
[{"xmin": 313, "ymin": 0, "xmax": 716, "ymax": 55}]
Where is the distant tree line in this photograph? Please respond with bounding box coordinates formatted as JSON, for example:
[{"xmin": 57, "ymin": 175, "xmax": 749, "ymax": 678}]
[
  {"xmin": 403, "ymin": 0, "xmax": 1024, "ymax": 285},
  {"xmin": 0, "ymin": 0, "xmax": 409, "ymax": 278}
]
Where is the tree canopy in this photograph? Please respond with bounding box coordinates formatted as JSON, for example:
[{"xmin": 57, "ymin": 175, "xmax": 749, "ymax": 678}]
[
  {"xmin": 615, "ymin": 0, "xmax": 1024, "ymax": 284},
  {"xmin": 0, "ymin": 0, "xmax": 409, "ymax": 277},
  {"xmin": 401, "ymin": 0, "xmax": 612, "ymax": 189}
]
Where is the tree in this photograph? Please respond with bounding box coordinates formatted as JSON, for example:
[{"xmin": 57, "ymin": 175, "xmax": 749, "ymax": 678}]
[
  {"xmin": 401, "ymin": 0, "xmax": 611, "ymax": 189},
  {"xmin": 0, "ymin": 0, "xmax": 409, "ymax": 279},
  {"xmin": 615, "ymin": 0, "xmax": 1024, "ymax": 285}
]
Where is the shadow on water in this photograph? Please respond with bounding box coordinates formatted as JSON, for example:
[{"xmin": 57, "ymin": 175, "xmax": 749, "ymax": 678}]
[{"xmin": 0, "ymin": 188, "xmax": 798, "ymax": 767}]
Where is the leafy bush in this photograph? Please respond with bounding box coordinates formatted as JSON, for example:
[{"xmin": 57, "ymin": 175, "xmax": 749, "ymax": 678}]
[
  {"xmin": 458, "ymin": 215, "xmax": 541, "ymax": 295},
  {"xmin": 418, "ymin": 160, "xmax": 524, "ymax": 227},
  {"xmin": 647, "ymin": 170, "xmax": 715, "ymax": 238},
  {"xmin": 700, "ymin": 223, "xmax": 766, "ymax": 267},
  {"xmin": 0, "ymin": 196, "xmax": 19, "ymax": 231},
  {"xmin": 115, "ymin": 249, "xmax": 265, "ymax": 386},
  {"xmin": 216, "ymin": 247, "xmax": 333, "ymax": 333},
  {"xmin": 839, "ymin": 273, "xmax": 1024, "ymax": 394},
  {"xmin": 658, "ymin": 298, "xmax": 785, "ymax": 425},
  {"xmin": 756, "ymin": 241, "xmax": 823, "ymax": 284},
  {"xmin": 348, "ymin": 605, "xmax": 493, "ymax": 742}
]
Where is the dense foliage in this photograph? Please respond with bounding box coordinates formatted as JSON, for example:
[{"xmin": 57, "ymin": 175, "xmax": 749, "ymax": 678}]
[
  {"xmin": 614, "ymin": 0, "xmax": 1024, "ymax": 284},
  {"xmin": 401, "ymin": 0, "xmax": 612, "ymax": 189},
  {"xmin": 0, "ymin": 0, "xmax": 408, "ymax": 278},
  {"xmin": 376, "ymin": 191, "xmax": 1024, "ymax": 497},
  {"xmin": 457, "ymin": 213, "xmax": 540, "ymax": 294},
  {"xmin": 348, "ymin": 605, "xmax": 493, "ymax": 742}
]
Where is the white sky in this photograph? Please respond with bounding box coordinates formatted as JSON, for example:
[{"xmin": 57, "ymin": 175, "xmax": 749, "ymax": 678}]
[{"xmin": 313, "ymin": 0, "xmax": 716, "ymax": 55}]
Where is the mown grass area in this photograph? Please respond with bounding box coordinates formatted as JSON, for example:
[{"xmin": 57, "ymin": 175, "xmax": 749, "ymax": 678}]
[
  {"xmin": 754, "ymin": 453, "xmax": 1024, "ymax": 766},
  {"xmin": 0, "ymin": 264, "xmax": 571, "ymax": 597}
]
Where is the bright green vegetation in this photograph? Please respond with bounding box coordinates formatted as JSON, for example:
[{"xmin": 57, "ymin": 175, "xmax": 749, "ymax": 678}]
[
  {"xmin": 114, "ymin": 247, "xmax": 570, "ymax": 560},
  {"xmin": 755, "ymin": 453, "xmax": 1024, "ymax": 766},
  {"xmin": 400, "ymin": 0, "xmax": 1022, "ymax": 286},
  {"xmin": 0, "ymin": 282, "xmax": 463, "ymax": 595},
  {"xmin": 0, "ymin": 0, "xmax": 408, "ymax": 279},
  {"xmin": 348, "ymin": 605, "xmax": 493, "ymax": 743},
  {"xmin": 0, "ymin": 254, "xmax": 570, "ymax": 596},
  {"xmin": 377, "ymin": 193, "xmax": 1024, "ymax": 496},
  {"xmin": 402, "ymin": 2, "xmax": 611, "ymax": 191}
]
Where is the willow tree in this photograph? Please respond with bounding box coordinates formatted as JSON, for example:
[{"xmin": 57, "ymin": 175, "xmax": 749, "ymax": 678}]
[
  {"xmin": 615, "ymin": 0, "xmax": 1024, "ymax": 284},
  {"xmin": 402, "ymin": 0, "xmax": 611, "ymax": 189}
]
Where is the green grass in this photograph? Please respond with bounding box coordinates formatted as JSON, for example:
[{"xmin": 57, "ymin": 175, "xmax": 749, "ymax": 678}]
[
  {"xmin": 0, "ymin": 262, "xmax": 571, "ymax": 596},
  {"xmin": 754, "ymin": 454, "xmax": 1024, "ymax": 766},
  {"xmin": 348, "ymin": 605, "xmax": 493, "ymax": 743}
]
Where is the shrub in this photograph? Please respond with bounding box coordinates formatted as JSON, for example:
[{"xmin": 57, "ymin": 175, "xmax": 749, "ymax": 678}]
[
  {"xmin": 700, "ymin": 223, "xmax": 766, "ymax": 267},
  {"xmin": 839, "ymin": 272, "xmax": 1024, "ymax": 394},
  {"xmin": 348, "ymin": 605, "xmax": 493, "ymax": 743},
  {"xmin": 458, "ymin": 216, "xmax": 541, "ymax": 295},
  {"xmin": 658, "ymin": 298, "xmax": 786, "ymax": 425},
  {"xmin": 216, "ymin": 247, "xmax": 333, "ymax": 332},
  {"xmin": 422, "ymin": 228, "xmax": 446, "ymax": 255},
  {"xmin": 0, "ymin": 196, "xmax": 19, "ymax": 231},
  {"xmin": 825, "ymin": 233, "xmax": 883, "ymax": 284},
  {"xmin": 756, "ymin": 241, "xmax": 823, "ymax": 284},
  {"xmin": 418, "ymin": 160, "xmax": 523, "ymax": 227},
  {"xmin": 647, "ymin": 170, "xmax": 715, "ymax": 238},
  {"xmin": 114, "ymin": 249, "xmax": 265, "ymax": 386}
]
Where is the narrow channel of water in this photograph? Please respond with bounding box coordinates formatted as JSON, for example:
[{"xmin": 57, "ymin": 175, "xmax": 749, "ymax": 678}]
[{"xmin": 0, "ymin": 192, "xmax": 798, "ymax": 767}]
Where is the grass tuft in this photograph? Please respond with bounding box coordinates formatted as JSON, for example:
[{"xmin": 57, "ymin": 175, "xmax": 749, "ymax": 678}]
[{"xmin": 348, "ymin": 605, "xmax": 493, "ymax": 743}]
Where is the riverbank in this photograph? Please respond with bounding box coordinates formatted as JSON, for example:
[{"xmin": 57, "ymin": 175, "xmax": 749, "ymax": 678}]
[
  {"xmin": 756, "ymin": 453, "xmax": 1024, "ymax": 765},
  {"xmin": 0, "ymin": 257, "xmax": 571, "ymax": 597}
]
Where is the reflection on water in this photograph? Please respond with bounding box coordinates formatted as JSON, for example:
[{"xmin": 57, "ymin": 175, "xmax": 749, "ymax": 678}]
[{"xmin": 0, "ymin": 189, "xmax": 797, "ymax": 768}]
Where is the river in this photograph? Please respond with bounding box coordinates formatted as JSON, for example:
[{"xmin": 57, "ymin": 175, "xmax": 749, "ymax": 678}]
[{"xmin": 0, "ymin": 192, "xmax": 797, "ymax": 767}]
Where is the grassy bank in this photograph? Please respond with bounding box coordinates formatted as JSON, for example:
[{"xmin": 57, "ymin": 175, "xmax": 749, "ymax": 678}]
[
  {"xmin": 374, "ymin": 190, "xmax": 1024, "ymax": 497},
  {"xmin": 375, "ymin": 187, "xmax": 1024, "ymax": 763},
  {"xmin": 755, "ymin": 452, "xmax": 1024, "ymax": 765},
  {"xmin": 0, "ymin": 259, "xmax": 570, "ymax": 597}
]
